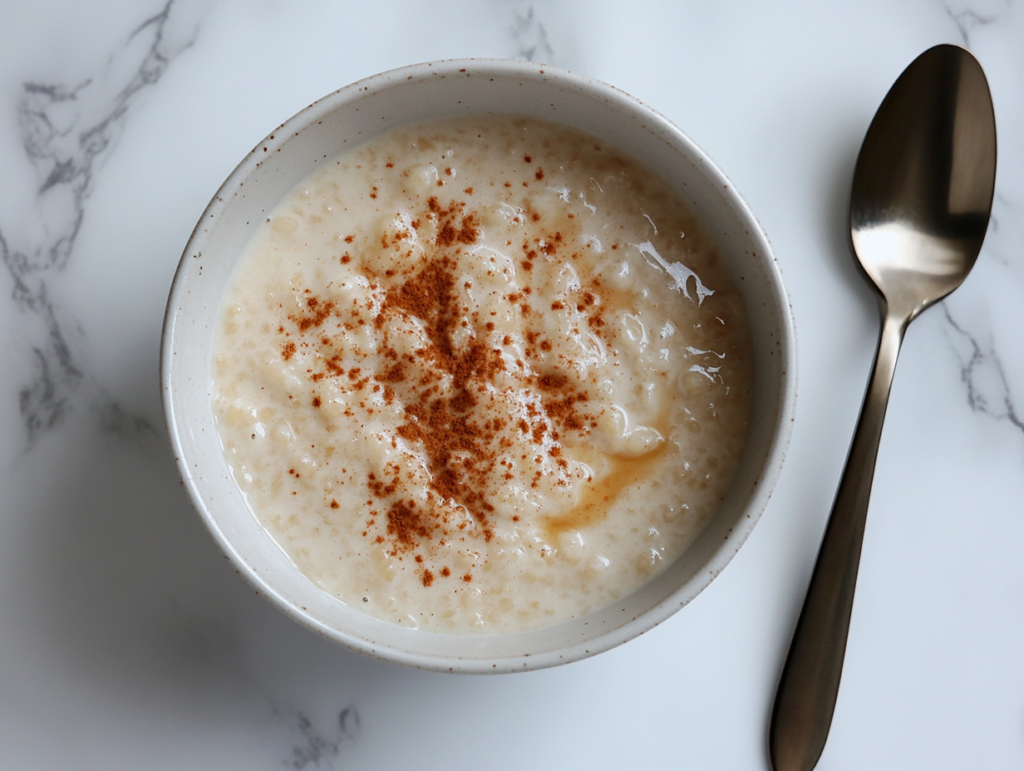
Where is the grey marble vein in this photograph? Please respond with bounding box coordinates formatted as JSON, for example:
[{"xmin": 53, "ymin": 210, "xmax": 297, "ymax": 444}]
[
  {"xmin": 510, "ymin": 4, "xmax": 555, "ymax": 64},
  {"xmin": 941, "ymin": 303, "xmax": 1024, "ymax": 438},
  {"xmin": 942, "ymin": 0, "xmax": 1005, "ymax": 46},
  {"xmin": 0, "ymin": 0, "xmax": 198, "ymax": 445},
  {"xmin": 935, "ymin": 183, "xmax": 1024, "ymax": 443},
  {"xmin": 273, "ymin": 703, "xmax": 360, "ymax": 770}
]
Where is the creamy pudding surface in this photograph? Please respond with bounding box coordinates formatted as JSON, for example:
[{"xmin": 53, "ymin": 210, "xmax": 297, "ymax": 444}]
[{"xmin": 213, "ymin": 115, "xmax": 753, "ymax": 633}]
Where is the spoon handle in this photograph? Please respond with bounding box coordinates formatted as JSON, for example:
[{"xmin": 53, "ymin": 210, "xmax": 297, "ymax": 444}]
[{"xmin": 769, "ymin": 310, "xmax": 908, "ymax": 771}]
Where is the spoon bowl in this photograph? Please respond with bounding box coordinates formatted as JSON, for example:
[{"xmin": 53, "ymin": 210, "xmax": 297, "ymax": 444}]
[
  {"xmin": 769, "ymin": 44, "xmax": 996, "ymax": 771},
  {"xmin": 850, "ymin": 44, "xmax": 996, "ymax": 318}
]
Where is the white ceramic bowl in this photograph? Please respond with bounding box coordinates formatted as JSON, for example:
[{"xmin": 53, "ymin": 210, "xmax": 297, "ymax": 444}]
[{"xmin": 162, "ymin": 58, "xmax": 796, "ymax": 673}]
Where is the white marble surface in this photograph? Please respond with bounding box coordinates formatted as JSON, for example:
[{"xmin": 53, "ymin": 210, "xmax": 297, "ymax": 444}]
[{"xmin": 1, "ymin": 1, "xmax": 1022, "ymax": 768}]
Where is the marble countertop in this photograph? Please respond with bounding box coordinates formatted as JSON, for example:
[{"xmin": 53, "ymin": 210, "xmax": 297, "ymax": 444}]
[{"xmin": 2, "ymin": 1, "xmax": 1022, "ymax": 768}]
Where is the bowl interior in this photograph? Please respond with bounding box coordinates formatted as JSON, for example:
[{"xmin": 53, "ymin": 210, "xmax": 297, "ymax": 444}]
[{"xmin": 163, "ymin": 59, "xmax": 795, "ymax": 673}]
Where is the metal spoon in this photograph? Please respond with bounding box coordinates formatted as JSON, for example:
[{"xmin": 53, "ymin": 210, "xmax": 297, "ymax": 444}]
[{"xmin": 768, "ymin": 44, "xmax": 996, "ymax": 771}]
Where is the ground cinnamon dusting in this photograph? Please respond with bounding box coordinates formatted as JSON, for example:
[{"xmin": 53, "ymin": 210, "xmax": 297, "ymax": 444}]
[{"xmin": 272, "ymin": 190, "xmax": 605, "ymax": 578}]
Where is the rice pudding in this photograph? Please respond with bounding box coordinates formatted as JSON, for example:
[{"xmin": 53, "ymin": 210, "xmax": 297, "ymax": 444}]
[{"xmin": 212, "ymin": 115, "xmax": 753, "ymax": 633}]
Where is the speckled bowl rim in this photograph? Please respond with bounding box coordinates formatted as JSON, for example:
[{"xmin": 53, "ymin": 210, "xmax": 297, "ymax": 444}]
[{"xmin": 162, "ymin": 57, "xmax": 797, "ymax": 674}]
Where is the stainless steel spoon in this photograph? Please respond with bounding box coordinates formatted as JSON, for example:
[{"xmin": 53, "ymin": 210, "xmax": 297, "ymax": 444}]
[{"xmin": 769, "ymin": 44, "xmax": 997, "ymax": 771}]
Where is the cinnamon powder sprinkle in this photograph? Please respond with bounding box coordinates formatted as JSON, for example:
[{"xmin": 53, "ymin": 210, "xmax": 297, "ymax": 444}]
[
  {"xmin": 290, "ymin": 297, "xmax": 336, "ymax": 331},
  {"xmin": 273, "ymin": 193, "xmax": 602, "ymax": 582},
  {"xmin": 385, "ymin": 499, "xmax": 433, "ymax": 553}
]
